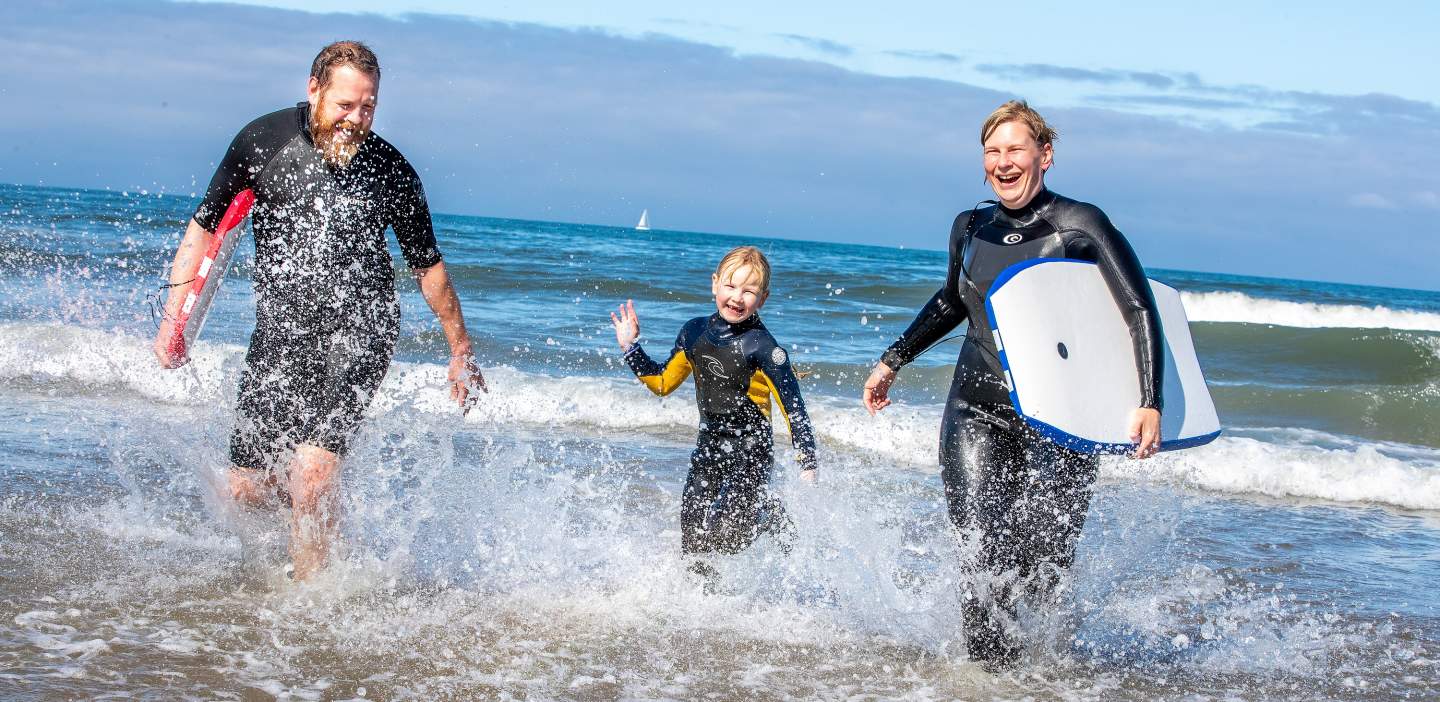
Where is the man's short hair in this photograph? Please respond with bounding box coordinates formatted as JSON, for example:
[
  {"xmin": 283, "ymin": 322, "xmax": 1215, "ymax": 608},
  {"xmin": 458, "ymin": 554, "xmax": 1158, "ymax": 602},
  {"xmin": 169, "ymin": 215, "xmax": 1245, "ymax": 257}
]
[
  {"xmin": 980, "ymin": 100, "xmax": 1057, "ymax": 147},
  {"xmin": 715, "ymin": 246, "xmax": 772, "ymax": 293},
  {"xmin": 310, "ymin": 41, "xmax": 381, "ymax": 90}
]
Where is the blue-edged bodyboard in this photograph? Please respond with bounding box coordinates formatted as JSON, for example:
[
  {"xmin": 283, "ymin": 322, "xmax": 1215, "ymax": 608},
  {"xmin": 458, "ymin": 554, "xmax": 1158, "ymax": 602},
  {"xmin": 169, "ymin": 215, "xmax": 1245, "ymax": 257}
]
[{"xmin": 984, "ymin": 258, "xmax": 1221, "ymax": 454}]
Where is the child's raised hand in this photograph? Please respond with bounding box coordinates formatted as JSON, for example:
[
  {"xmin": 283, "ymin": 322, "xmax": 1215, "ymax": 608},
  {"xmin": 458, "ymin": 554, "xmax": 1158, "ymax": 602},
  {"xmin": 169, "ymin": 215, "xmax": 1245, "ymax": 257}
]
[{"xmin": 611, "ymin": 299, "xmax": 641, "ymax": 352}]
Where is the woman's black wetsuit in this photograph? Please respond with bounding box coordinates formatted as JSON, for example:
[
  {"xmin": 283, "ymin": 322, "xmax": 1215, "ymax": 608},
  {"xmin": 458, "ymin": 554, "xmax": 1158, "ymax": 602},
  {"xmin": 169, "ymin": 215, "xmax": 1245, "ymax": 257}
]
[
  {"xmin": 880, "ymin": 188, "xmax": 1162, "ymax": 662},
  {"xmin": 626, "ymin": 313, "xmax": 817, "ymax": 555}
]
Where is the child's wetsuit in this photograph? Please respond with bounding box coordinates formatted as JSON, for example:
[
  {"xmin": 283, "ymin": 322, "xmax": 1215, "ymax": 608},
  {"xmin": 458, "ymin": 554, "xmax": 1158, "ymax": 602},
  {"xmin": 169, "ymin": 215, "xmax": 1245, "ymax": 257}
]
[{"xmin": 625, "ymin": 313, "xmax": 817, "ymax": 555}]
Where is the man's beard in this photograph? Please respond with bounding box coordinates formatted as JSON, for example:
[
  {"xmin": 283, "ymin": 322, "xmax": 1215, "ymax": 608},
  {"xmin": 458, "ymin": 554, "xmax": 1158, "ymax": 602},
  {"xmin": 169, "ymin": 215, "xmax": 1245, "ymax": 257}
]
[{"xmin": 310, "ymin": 101, "xmax": 370, "ymax": 168}]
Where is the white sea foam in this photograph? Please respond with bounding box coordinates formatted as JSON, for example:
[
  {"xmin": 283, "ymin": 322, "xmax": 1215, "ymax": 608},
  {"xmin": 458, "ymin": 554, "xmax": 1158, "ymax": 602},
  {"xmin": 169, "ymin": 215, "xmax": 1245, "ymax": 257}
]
[
  {"xmin": 0, "ymin": 322, "xmax": 935, "ymax": 461},
  {"xmin": 0, "ymin": 321, "xmax": 238, "ymax": 404},
  {"xmin": 1108, "ymin": 435, "xmax": 1440, "ymax": 511},
  {"xmin": 1419, "ymin": 334, "xmax": 1440, "ymax": 363},
  {"xmin": 3, "ymin": 321, "xmax": 1438, "ymax": 511},
  {"xmin": 1180, "ymin": 290, "xmax": 1440, "ymax": 332}
]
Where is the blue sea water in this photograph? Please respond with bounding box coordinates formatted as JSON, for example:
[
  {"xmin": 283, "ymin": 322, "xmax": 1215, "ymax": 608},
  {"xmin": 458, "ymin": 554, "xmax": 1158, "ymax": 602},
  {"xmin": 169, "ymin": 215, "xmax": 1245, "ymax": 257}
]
[{"xmin": 1, "ymin": 182, "xmax": 1438, "ymax": 699}]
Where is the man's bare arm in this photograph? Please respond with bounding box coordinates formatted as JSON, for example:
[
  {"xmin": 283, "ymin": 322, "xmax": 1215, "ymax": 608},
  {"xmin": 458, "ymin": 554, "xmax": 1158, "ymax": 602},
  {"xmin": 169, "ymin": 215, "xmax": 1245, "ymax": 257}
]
[
  {"xmin": 152, "ymin": 218, "xmax": 215, "ymax": 368},
  {"xmin": 414, "ymin": 260, "xmax": 487, "ymax": 409}
]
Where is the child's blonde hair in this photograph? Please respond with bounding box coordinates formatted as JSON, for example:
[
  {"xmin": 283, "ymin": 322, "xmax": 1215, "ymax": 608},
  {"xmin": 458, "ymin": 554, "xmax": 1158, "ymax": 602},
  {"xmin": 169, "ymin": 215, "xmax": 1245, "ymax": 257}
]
[{"xmin": 714, "ymin": 246, "xmax": 771, "ymax": 292}]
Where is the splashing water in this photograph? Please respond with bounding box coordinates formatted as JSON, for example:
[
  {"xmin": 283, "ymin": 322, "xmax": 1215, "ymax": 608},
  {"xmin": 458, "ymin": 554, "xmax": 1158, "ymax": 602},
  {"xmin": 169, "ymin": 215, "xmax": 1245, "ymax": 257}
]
[{"xmin": 2, "ymin": 184, "xmax": 1439, "ymax": 699}]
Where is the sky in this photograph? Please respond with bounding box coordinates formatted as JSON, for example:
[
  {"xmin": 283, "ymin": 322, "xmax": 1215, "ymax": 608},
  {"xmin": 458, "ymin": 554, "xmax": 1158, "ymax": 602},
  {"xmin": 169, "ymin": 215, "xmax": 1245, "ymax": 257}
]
[{"xmin": 2, "ymin": 0, "xmax": 1438, "ymax": 289}]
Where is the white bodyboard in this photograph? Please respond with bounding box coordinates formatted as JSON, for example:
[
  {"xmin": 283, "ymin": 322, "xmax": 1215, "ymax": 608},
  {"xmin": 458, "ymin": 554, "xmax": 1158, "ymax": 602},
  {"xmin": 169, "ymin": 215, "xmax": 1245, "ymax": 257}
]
[{"xmin": 984, "ymin": 258, "xmax": 1220, "ymax": 453}]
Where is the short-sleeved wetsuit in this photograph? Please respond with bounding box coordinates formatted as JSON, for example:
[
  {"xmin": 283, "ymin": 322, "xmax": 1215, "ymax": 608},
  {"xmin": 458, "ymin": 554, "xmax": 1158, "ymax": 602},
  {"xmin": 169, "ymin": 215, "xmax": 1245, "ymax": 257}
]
[
  {"xmin": 880, "ymin": 189, "xmax": 1162, "ymax": 662},
  {"xmin": 625, "ymin": 313, "xmax": 818, "ymax": 555},
  {"xmin": 192, "ymin": 102, "xmax": 442, "ymax": 470}
]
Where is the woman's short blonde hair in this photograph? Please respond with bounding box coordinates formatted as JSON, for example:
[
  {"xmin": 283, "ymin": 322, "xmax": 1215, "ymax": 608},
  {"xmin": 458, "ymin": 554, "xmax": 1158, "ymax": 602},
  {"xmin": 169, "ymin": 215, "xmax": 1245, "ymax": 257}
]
[
  {"xmin": 981, "ymin": 100, "xmax": 1058, "ymax": 147},
  {"xmin": 714, "ymin": 246, "xmax": 771, "ymax": 292}
]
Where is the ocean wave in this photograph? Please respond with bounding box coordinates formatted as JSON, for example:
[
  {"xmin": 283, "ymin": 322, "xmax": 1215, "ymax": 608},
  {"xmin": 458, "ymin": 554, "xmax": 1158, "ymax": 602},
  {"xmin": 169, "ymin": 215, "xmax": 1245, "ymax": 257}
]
[
  {"xmin": 0, "ymin": 322, "xmax": 239, "ymax": 405},
  {"xmin": 1181, "ymin": 291, "xmax": 1440, "ymax": 332},
  {"xmin": 1210, "ymin": 383, "xmax": 1440, "ymax": 450},
  {"xmin": 0, "ymin": 321, "xmax": 940, "ymax": 460},
  {"xmin": 4, "ymin": 322, "xmax": 1438, "ymax": 511},
  {"xmin": 324, "ymin": 370, "xmax": 1440, "ymax": 512},
  {"xmin": 1108, "ymin": 436, "xmax": 1440, "ymax": 512}
]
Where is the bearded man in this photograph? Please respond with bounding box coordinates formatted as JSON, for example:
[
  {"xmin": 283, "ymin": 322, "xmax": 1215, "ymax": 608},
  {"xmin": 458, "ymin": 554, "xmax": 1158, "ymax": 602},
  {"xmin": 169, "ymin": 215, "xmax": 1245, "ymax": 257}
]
[{"xmin": 153, "ymin": 41, "xmax": 485, "ymax": 580}]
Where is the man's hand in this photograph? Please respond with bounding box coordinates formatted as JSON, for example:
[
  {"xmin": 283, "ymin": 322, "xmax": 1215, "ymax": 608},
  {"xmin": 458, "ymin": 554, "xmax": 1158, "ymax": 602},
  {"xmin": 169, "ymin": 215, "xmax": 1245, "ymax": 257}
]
[
  {"xmin": 413, "ymin": 260, "xmax": 485, "ymax": 415},
  {"xmin": 152, "ymin": 318, "xmax": 188, "ymax": 369},
  {"xmin": 800, "ymin": 468, "xmax": 817, "ymax": 484},
  {"xmin": 449, "ymin": 350, "xmax": 487, "ymax": 414},
  {"xmin": 610, "ymin": 299, "xmax": 640, "ymax": 352},
  {"xmin": 861, "ymin": 361, "xmax": 897, "ymax": 416},
  {"xmin": 1128, "ymin": 407, "xmax": 1161, "ymax": 459}
]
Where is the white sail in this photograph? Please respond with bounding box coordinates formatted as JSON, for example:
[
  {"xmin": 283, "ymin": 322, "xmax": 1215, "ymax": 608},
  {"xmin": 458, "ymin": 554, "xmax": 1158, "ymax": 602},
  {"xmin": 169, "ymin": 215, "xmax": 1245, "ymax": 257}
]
[{"xmin": 636, "ymin": 209, "xmax": 650, "ymax": 231}]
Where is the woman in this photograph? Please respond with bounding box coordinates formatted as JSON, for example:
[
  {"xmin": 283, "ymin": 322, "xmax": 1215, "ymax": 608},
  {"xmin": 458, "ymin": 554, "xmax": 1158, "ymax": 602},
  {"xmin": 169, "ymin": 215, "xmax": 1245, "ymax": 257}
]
[{"xmin": 861, "ymin": 100, "xmax": 1163, "ymax": 666}]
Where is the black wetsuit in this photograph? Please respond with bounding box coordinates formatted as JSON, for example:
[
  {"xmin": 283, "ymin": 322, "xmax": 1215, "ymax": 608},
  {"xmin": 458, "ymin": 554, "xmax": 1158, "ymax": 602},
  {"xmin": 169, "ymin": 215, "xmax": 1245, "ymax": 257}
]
[
  {"xmin": 880, "ymin": 189, "xmax": 1162, "ymax": 663},
  {"xmin": 192, "ymin": 103, "xmax": 441, "ymax": 471},
  {"xmin": 625, "ymin": 313, "xmax": 818, "ymax": 555}
]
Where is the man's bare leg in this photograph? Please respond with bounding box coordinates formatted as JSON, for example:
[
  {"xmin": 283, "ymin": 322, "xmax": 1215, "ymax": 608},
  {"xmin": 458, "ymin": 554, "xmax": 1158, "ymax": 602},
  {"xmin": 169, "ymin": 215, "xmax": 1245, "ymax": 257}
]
[{"xmin": 288, "ymin": 444, "xmax": 342, "ymax": 581}]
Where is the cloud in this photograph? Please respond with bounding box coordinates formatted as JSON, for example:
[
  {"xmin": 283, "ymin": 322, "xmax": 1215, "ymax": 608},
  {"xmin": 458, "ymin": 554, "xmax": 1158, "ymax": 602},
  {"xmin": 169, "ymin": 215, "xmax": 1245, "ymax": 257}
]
[
  {"xmin": 1347, "ymin": 193, "xmax": 1397, "ymax": 209},
  {"xmin": 1285, "ymin": 92, "xmax": 1440, "ymax": 134},
  {"xmin": 976, "ymin": 60, "xmax": 1440, "ymax": 140},
  {"xmin": 774, "ymin": 33, "xmax": 853, "ymax": 57},
  {"xmin": 1088, "ymin": 94, "xmax": 1253, "ymax": 111},
  {"xmin": 2, "ymin": 0, "xmax": 1438, "ymax": 289},
  {"xmin": 1148, "ymin": 80, "xmax": 1440, "ymax": 137},
  {"xmin": 976, "ymin": 63, "xmax": 1174, "ymax": 90},
  {"xmin": 886, "ymin": 49, "xmax": 963, "ymax": 64}
]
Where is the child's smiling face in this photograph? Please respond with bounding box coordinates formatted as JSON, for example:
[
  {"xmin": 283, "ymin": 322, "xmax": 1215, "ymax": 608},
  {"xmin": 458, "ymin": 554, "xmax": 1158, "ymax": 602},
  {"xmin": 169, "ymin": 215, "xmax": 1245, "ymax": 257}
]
[{"xmin": 712, "ymin": 263, "xmax": 768, "ymax": 324}]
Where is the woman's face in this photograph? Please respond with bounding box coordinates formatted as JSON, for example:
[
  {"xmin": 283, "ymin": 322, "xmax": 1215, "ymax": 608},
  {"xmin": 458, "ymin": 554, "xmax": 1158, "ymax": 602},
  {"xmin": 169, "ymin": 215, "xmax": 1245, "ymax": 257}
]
[{"xmin": 983, "ymin": 120, "xmax": 1053, "ymax": 209}]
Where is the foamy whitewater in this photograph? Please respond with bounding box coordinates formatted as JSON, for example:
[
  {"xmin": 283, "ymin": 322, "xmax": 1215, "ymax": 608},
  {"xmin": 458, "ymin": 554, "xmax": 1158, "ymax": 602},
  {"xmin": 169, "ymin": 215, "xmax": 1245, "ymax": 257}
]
[
  {"xmin": 2, "ymin": 184, "xmax": 1438, "ymax": 700},
  {"xmin": 1181, "ymin": 290, "xmax": 1440, "ymax": 332}
]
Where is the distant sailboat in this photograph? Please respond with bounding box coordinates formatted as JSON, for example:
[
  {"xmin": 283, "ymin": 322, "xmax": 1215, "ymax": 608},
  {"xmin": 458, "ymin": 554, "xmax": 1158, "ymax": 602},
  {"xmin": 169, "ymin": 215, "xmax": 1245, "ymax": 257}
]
[{"xmin": 635, "ymin": 209, "xmax": 650, "ymax": 231}]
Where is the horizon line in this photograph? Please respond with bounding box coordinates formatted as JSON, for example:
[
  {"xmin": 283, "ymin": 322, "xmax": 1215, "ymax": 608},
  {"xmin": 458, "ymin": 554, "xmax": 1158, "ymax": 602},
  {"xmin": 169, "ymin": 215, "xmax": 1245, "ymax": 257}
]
[{"xmin": 3, "ymin": 179, "xmax": 1437, "ymax": 295}]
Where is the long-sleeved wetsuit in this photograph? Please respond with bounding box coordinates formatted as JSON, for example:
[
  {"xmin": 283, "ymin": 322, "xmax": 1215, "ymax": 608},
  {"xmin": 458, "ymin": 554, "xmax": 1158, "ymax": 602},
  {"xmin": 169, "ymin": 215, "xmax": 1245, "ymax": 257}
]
[
  {"xmin": 626, "ymin": 313, "xmax": 817, "ymax": 555},
  {"xmin": 880, "ymin": 188, "xmax": 1162, "ymax": 663},
  {"xmin": 193, "ymin": 103, "xmax": 442, "ymax": 471}
]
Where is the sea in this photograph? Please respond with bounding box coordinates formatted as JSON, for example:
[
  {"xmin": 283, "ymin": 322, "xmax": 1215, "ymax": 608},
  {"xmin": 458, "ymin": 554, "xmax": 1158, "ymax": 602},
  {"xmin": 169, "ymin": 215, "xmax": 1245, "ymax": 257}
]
[{"xmin": 1, "ymin": 182, "xmax": 1437, "ymax": 700}]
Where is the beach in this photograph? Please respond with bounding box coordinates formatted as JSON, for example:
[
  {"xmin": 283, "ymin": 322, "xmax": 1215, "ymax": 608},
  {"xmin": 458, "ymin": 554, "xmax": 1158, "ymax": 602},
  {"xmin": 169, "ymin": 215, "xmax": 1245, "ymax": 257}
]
[{"xmin": 2, "ymin": 183, "xmax": 1437, "ymax": 700}]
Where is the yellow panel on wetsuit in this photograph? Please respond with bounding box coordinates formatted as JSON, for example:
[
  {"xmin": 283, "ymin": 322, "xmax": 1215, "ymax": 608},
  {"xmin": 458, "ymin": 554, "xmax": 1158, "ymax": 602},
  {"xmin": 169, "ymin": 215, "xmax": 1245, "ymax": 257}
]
[
  {"xmin": 746, "ymin": 371, "xmax": 773, "ymax": 420},
  {"xmin": 633, "ymin": 349, "xmax": 693, "ymax": 396},
  {"xmin": 756, "ymin": 370, "xmax": 797, "ymax": 433}
]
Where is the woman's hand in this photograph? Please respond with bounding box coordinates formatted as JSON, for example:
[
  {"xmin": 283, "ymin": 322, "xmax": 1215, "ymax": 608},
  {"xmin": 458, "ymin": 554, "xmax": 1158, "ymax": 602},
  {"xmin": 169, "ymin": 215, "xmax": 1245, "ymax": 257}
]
[
  {"xmin": 1128, "ymin": 407, "xmax": 1161, "ymax": 459},
  {"xmin": 610, "ymin": 299, "xmax": 640, "ymax": 352},
  {"xmin": 862, "ymin": 361, "xmax": 897, "ymax": 415}
]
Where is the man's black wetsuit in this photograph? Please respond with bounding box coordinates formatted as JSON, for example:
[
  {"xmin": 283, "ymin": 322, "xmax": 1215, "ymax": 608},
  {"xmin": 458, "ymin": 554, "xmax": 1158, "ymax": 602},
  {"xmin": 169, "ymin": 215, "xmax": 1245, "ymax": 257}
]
[
  {"xmin": 880, "ymin": 189, "xmax": 1162, "ymax": 663},
  {"xmin": 625, "ymin": 313, "xmax": 818, "ymax": 555},
  {"xmin": 192, "ymin": 102, "xmax": 441, "ymax": 471}
]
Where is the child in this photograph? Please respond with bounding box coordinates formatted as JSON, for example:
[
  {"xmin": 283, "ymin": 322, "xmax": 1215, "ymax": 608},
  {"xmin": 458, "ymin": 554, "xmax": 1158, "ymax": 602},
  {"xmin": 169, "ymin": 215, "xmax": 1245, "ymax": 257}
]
[{"xmin": 610, "ymin": 246, "xmax": 818, "ymax": 562}]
